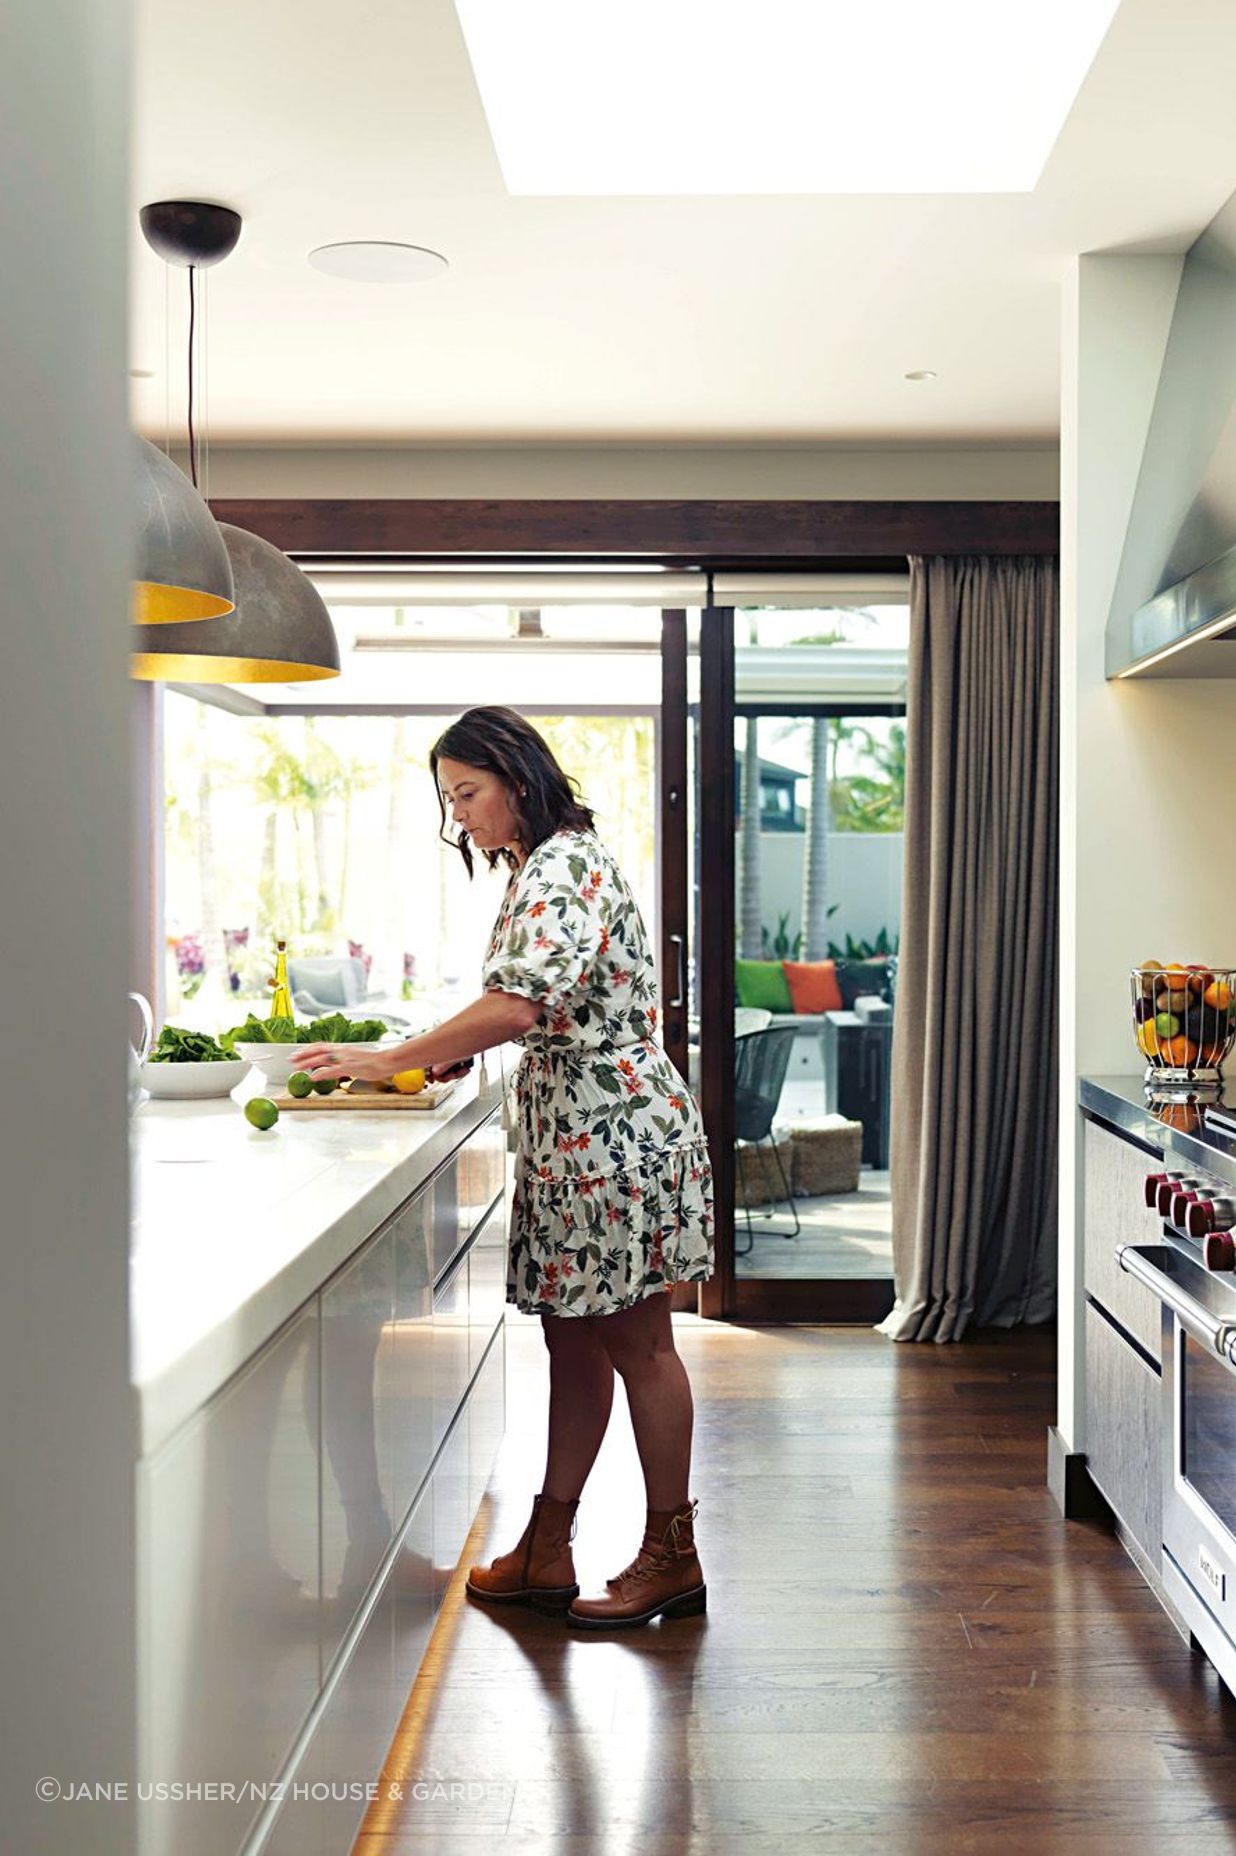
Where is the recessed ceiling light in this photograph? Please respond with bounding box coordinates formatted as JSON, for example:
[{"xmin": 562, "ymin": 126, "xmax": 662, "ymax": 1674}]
[
  {"xmin": 307, "ymin": 242, "xmax": 448, "ymax": 283},
  {"xmin": 904, "ymin": 370, "xmax": 938, "ymax": 382},
  {"xmin": 129, "ymin": 368, "xmax": 156, "ymax": 379},
  {"xmin": 454, "ymin": 0, "xmax": 1121, "ymax": 194}
]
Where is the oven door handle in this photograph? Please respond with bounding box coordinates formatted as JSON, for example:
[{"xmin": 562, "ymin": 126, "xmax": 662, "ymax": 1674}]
[{"xmin": 1117, "ymin": 1243, "xmax": 1236, "ymax": 1367}]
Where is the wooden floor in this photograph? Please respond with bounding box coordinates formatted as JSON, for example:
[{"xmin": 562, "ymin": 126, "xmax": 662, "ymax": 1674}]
[{"xmin": 354, "ymin": 1317, "xmax": 1236, "ymax": 1854}]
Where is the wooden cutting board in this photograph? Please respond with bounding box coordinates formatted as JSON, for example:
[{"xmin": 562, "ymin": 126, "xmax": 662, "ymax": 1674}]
[{"xmin": 272, "ymin": 1078, "xmax": 457, "ymax": 1111}]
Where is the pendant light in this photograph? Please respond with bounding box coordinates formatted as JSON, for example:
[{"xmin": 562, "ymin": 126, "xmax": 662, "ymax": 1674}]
[
  {"xmin": 130, "ymin": 200, "xmax": 340, "ymax": 685},
  {"xmin": 131, "ymin": 523, "xmax": 340, "ymax": 682},
  {"xmin": 133, "ymin": 436, "xmax": 235, "ymax": 623}
]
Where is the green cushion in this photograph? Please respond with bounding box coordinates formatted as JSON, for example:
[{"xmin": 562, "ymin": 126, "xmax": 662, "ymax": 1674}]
[{"xmin": 735, "ymin": 959, "xmax": 793, "ymax": 1012}]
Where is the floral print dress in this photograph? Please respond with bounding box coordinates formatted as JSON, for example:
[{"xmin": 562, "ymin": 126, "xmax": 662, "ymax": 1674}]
[{"xmin": 482, "ymin": 827, "xmax": 715, "ymax": 1317}]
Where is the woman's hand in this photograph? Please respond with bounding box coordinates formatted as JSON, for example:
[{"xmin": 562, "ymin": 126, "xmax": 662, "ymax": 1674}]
[{"xmin": 296, "ymin": 1044, "xmax": 396, "ymax": 1084}]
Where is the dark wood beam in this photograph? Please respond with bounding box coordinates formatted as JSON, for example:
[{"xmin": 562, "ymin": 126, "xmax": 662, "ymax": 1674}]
[{"xmin": 208, "ymin": 498, "xmax": 1058, "ymax": 561}]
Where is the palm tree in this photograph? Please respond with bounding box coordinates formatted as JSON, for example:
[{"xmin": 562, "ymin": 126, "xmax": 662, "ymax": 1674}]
[
  {"xmin": 738, "ymin": 717, "xmax": 763, "ymax": 958},
  {"xmin": 800, "ymin": 718, "xmax": 832, "ymax": 959}
]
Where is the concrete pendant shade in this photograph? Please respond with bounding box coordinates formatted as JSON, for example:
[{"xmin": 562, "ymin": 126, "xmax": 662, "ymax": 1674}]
[
  {"xmin": 130, "ymin": 522, "xmax": 341, "ymax": 683},
  {"xmin": 132, "ymin": 436, "xmax": 235, "ymax": 624}
]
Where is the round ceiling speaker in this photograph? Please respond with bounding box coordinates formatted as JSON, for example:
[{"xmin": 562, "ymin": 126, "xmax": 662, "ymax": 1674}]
[{"xmin": 307, "ymin": 241, "xmax": 448, "ymax": 283}]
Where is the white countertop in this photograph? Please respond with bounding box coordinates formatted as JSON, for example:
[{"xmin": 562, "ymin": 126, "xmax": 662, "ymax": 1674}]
[{"xmin": 129, "ymin": 1056, "xmax": 508, "ymax": 1459}]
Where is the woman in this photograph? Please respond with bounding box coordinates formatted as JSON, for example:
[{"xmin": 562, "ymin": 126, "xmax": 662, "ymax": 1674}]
[{"xmin": 300, "ymin": 707, "xmax": 714, "ymax": 1630}]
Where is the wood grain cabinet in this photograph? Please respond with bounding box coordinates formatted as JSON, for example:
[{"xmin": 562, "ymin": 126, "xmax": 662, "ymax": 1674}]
[
  {"xmin": 1082, "ymin": 1119, "xmax": 1162, "ymax": 1360},
  {"xmin": 1084, "ymin": 1300, "xmax": 1162, "ymax": 1561}
]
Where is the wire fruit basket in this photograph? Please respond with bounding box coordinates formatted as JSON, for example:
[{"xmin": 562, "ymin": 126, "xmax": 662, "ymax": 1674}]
[{"xmin": 1131, "ymin": 964, "xmax": 1236, "ymax": 1100}]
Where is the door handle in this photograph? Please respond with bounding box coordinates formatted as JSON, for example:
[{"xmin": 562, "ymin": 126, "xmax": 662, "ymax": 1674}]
[{"xmin": 668, "ymin": 933, "xmax": 686, "ymax": 1009}]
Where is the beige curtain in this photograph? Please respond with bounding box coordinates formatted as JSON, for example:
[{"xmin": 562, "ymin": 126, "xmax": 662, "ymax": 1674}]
[{"xmin": 879, "ymin": 556, "xmax": 1058, "ymax": 1343}]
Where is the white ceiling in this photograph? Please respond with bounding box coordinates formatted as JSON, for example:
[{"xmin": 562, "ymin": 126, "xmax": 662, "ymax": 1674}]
[{"xmin": 130, "ymin": 0, "xmax": 1236, "ymax": 447}]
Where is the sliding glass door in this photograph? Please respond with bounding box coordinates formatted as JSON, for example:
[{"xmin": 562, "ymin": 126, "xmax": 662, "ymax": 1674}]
[{"xmin": 672, "ymin": 598, "xmax": 907, "ymax": 1322}]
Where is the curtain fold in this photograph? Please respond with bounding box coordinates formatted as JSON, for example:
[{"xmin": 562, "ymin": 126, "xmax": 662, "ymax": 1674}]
[{"xmin": 879, "ymin": 555, "xmax": 1059, "ymax": 1343}]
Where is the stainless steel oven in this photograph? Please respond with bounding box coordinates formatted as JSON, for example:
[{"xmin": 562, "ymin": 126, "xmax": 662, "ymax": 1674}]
[{"xmin": 1120, "ymin": 1235, "xmax": 1236, "ymax": 1690}]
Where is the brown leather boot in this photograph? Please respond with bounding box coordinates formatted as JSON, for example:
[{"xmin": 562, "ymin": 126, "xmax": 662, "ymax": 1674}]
[
  {"xmin": 465, "ymin": 1493, "xmax": 580, "ymax": 1614},
  {"xmin": 568, "ymin": 1499, "xmax": 706, "ymax": 1630}
]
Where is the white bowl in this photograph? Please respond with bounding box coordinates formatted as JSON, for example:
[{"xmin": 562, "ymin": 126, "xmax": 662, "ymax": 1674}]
[
  {"xmin": 140, "ymin": 1057, "xmax": 252, "ymax": 1100},
  {"xmin": 233, "ymin": 1041, "xmax": 388, "ymax": 1090}
]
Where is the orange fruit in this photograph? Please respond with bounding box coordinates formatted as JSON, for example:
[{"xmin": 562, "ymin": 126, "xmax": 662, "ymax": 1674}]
[
  {"xmin": 1204, "ymin": 980, "xmax": 1232, "ymax": 1011},
  {"xmin": 1165, "ymin": 1036, "xmax": 1198, "ymax": 1066}
]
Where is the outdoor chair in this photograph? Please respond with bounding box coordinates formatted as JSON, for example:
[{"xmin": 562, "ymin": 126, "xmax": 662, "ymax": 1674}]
[{"xmin": 734, "ymin": 1023, "xmax": 800, "ymax": 1255}]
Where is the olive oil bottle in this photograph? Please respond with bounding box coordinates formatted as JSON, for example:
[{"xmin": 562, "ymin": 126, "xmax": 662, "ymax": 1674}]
[{"xmin": 269, "ymin": 939, "xmax": 294, "ymax": 1022}]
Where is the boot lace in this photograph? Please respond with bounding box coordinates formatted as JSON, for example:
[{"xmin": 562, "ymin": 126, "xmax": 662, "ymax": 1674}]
[{"xmin": 610, "ymin": 1501, "xmax": 698, "ymax": 1594}]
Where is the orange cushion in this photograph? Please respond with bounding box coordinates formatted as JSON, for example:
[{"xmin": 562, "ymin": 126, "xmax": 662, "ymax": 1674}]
[{"xmin": 782, "ymin": 959, "xmax": 843, "ymax": 1014}]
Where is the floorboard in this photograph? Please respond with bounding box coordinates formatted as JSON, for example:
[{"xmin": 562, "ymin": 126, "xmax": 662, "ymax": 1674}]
[{"xmin": 352, "ymin": 1318, "xmax": 1236, "ymax": 1853}]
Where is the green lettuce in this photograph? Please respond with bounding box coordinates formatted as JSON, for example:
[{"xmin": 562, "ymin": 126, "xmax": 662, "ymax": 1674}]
[
  {"xmin": 147, "ymin": 1025, "xmax": 234, "ymax": 1064},
  {"xmin": 222, "ymin": 1011, "xmax": 389, "ymax": 1051}
]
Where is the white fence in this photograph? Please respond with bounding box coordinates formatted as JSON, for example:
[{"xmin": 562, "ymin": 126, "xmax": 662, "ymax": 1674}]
[{"xmin": 734, "ymin": 829, "xmax": 902, "ymax": 954}]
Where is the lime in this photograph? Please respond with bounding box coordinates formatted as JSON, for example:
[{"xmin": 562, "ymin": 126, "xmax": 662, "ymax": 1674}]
[
  {"xmin": 245, "ymin": 1096, "xmax": 280, "ymax": 1132},
  {"xmin": 1154, "ymin": 1011, "xmax": 1181, "ymax": 1039},
  {"xmin": 286, "ymin": 1071, "xmax": 314, "ymax": 1099},
  {"xmin": 313, "ymin": 1077, "xmax": 339, "ymax": 1096}
]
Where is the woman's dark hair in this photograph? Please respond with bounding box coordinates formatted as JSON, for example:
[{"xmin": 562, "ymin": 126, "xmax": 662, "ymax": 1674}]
[{"xmin": 430, "ymin": 706, "xmax": 595, "ymax": 876}]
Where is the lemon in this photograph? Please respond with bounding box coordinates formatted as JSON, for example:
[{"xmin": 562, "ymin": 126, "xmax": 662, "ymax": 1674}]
[
  {"xmin": 391, "ymin": 1067, "xmax": 427, "ymax": 1095},
  {"xmin": 286, "ymin": 1071, "xmax": 313, "ymax": 1099},
  {"xmin": 244, "ymin": 1096, "xmax": 279, "ymax": 1131}
]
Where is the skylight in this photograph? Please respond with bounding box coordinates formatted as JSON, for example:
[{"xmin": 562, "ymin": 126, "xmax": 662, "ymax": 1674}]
[{"xmin": 454, "ymin": 0, "xmax": 1120, "ymax": 195}]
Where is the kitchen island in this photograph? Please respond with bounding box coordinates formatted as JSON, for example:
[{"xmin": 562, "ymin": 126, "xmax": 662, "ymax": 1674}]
[{"xmin": 130, "ymin": 1055, "xmax": 511, "ymax": 1856}]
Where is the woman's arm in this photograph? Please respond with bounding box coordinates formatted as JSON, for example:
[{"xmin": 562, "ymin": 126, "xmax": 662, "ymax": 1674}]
[{"xmin": 298, "ymin": 990, "xmax": 541, "ymax": 1083}]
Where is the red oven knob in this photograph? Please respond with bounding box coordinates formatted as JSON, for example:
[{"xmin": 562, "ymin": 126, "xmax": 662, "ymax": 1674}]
[
  {"xmin": 1158, "ymin": 1176, "xmax": 1200, "ymax": 1216},
  {"xmin": 1204, "ymin": 1232, "xmax": 1236, "ymax": 1271},
  {"xmin": 1145, "ymin": 1171, "xmax": 1181, "ymax": 1208},
  {"xmin": 1170, "ymin": 1188, "xmax": 1202, "ymax": 1226},
  {"xmin": 1186, "ymin": 1197, "xmax": 1236, "ymax": 1240}
]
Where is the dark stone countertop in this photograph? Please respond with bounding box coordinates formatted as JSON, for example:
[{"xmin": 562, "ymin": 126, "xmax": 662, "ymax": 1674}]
[{"xmin": 1080, "ymin": 1074, "xmax": 1236, "ymax": 1191}]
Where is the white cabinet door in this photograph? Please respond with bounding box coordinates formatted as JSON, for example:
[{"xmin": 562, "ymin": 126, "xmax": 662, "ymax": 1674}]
[
  {"xmin": 390, "ymin": 1181, "xmax": 435, "ymax": 1530},
  {"xmin": 320, "ymin": 1224, "xmax": 395, "ymax": 1672},
  {"xmin": 138, "ymin": 1308, "xmax": 320, "ymax": 1856}
]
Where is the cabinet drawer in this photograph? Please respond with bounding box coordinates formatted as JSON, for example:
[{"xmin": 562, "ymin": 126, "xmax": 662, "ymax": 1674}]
[
  {"xmin": 391, "ymin": 1191, "xmax": 434, "ymax": 1529},
  {"xmin": 458, "ymin": 1111, "xmax": 505, "ymax": 1243},
  {"xmin": 320, "ymin": 1225, "xmax": 396, "ymax": 1668},
  {"xmin": 1085, "ymin": 1300, "xmax": 1163, "ymax": 1561},
  {"xmin": 1083, "ymin": 1119, "xmax": 1163, "ymax": 1361},
  {"xmin": 431, "ymin": 1252, "xmax": 471, "ymax": 1452},
  {"xmin": 138, "ymin": 1309, "xmax": 319, "ymax": 1856},
  {"xmin": 469, "ymin": 1330, "xmax": 506, "ymax": 1515},
  {"xmin": 468, "ymin": 1200, "xmax": 507, "ymax": 1375},
  {"xmin": 431, "ymin": 1415, "xmax": 471, "ymax": 1608},
  {"xmin": 263, "ymin": 1577, "xmax": 395, "ymax": 1856}
]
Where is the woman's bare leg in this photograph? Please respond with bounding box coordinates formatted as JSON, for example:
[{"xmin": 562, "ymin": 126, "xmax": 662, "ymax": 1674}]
[
  {"xmin": 539, "ymin": 1311, "xmax": 616, "ymax": 1502},
  {"xmin": 596, "ymin": 1291, "xmax": 694, "ymax": 1512}
]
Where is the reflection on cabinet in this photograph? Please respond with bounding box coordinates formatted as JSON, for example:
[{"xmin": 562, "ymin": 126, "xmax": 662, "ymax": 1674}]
[
  {"xmin": 321, "ymin": 1225, "xmax": 396, "ymax": 1668},
  {"xmin": 138, "ymin": 1307, "xmax": 320, "ymax": 1856},
  {"xmin": 1085, "ymin": 1301, "xmax": 1162, "ymax": 1562},
  {"xmin": 137, "ymin": 1110, "xmax": 509, "ymax": 1856}
]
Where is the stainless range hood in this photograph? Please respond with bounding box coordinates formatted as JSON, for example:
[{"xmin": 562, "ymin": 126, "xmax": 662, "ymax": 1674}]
[
  {"xmin": 1107, "ymin": 182, "xmax": 1236, "ymax": 679},
  {"xmin": 1112, "ymin": 543, "xmax": 1236, "ymax": 679}
]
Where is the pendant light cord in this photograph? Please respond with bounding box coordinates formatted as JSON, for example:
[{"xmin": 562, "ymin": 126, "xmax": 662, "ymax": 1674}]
[{"xmin": 187, "ymin": 264, "xmax": 198, "ymax": 487}]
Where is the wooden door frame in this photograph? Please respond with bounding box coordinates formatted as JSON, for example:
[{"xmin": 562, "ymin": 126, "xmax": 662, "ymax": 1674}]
[{"xmin": 206, "ymin": 494, "xmax": 1056, "ymax": 1321}]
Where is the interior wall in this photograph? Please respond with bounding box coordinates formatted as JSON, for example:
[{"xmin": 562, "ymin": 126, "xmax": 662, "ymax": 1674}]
[
  {"xmin": 0, "ymin": 1, "xmax": 136, "ymax": 1850},
  {"xmin": 1056, "ymin": 249, "xmax": 1236, "ymax": 1453},
  {"xmin": 190, "ymin": 443, "xmax": 1060, "ymax": 503}
]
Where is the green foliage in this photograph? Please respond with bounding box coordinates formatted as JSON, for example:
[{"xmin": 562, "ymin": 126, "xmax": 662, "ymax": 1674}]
[{"xmin": 825, "ymin": 926, "xmax": 900, "ymax": 960}]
